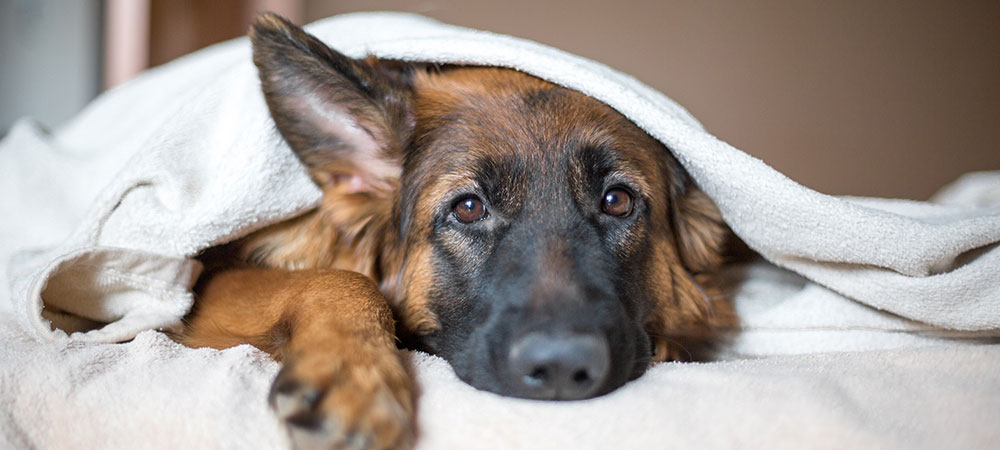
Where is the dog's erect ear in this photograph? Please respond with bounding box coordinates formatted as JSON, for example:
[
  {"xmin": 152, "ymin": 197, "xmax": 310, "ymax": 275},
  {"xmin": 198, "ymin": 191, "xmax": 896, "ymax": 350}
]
[{"xmin": 250, "ymin": 13, "xmax": 414, "ymax": 194}]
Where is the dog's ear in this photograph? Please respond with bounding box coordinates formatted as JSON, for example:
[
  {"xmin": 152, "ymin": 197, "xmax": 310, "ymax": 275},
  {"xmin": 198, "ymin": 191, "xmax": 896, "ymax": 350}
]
[
  {"xmin": 672, "ymin": 185, "xmax": 727, "ymax": 274},
  {"xmin": 250, "ymin": 13, "xmax": 414, "ymax": 195},
  {"xmin": 647, "ymin": 175, "xmax": 733, "ymax": 362}
]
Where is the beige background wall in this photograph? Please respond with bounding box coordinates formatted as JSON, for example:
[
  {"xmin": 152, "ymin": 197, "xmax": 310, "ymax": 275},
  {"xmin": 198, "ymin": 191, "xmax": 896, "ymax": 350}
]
[{"xmin": 302, "ymin": 0, "xmax": 1000, "ymax": 200}]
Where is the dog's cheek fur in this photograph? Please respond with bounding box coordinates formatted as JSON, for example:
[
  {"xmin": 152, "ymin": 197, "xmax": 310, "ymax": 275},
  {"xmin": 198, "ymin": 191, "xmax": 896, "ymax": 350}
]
[{"xmin": 392, "ymin": 240, "xmax": 440, "ymax": 336}]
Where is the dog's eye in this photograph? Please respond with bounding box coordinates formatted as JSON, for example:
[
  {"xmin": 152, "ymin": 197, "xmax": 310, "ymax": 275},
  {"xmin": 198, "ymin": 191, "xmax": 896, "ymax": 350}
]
[
  {"xmin": 601, "ymin": 188, "xmax": 634, "ymax": 217},
  {"xmin": 453, "ymin": 196, "xmax": 487, "ymax": 223}
]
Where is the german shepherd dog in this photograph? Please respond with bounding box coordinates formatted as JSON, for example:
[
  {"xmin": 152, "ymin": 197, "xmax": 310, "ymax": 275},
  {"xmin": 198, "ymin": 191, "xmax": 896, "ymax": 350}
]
[{"xmin": 180, "ymin": 13, "xmax": 734, "ymax": 450}]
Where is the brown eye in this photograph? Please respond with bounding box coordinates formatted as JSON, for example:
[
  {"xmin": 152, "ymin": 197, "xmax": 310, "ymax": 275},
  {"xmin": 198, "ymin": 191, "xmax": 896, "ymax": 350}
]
[
  {"xmin": 453, "ymin": 196, "xmax": 487, "ymax": 223},
  {"xmin": 601, "ymin": 188, "xmax": 634, "ymax": 217}
]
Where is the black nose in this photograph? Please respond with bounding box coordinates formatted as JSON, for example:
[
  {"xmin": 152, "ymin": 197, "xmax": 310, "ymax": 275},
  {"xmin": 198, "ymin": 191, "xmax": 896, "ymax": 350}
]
[{"xmin": 507, "ymin": 331, "xmax": 610, "ymax": 400}]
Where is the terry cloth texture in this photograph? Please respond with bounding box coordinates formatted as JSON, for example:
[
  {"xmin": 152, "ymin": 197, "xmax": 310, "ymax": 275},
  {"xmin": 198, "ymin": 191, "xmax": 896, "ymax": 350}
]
[
  {"xmin": 1, "ymin": 12, "xmax": 999, "ymax": 449},
  {"xmin": 1, "ymin": 322, "xmax": 997, "ymax": 450}
]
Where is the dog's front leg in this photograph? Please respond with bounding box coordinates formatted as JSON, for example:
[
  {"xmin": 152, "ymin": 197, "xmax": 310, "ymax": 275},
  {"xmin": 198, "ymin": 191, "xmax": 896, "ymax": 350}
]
[{"xmin": 182, "ymin": 268, "xmax": 413, "ymax": 450}]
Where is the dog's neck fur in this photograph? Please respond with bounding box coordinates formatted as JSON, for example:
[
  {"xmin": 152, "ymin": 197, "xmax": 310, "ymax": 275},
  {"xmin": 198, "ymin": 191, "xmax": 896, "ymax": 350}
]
[{"xmin": 235, "ymin": 179, "xmax": 400, "ymax": 279}]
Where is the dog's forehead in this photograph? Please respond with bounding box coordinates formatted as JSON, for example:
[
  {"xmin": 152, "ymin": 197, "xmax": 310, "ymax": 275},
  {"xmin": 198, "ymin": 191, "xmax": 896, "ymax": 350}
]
[{"xmin": 408, "ymin": 67, "xmax": 665, "ymax": 183}]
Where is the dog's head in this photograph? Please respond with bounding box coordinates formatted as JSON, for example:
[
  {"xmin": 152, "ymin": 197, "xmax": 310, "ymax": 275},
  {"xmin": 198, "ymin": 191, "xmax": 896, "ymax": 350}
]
[{"xmin": 247, "ymin": 14, "xmax": 734, "ymax": 400}]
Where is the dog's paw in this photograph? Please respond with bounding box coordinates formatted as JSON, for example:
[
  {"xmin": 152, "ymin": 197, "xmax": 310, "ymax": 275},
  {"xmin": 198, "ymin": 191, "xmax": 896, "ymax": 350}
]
[{"xmin": 269, "ymin": 351, "xmax": 414, "ymax": 450}]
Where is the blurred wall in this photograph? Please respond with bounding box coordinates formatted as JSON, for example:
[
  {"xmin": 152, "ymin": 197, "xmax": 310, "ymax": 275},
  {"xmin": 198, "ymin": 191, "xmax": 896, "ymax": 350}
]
[
  {"xmin": 0, "ymin": 0, "xmax": 102, "ymax": 134},
  {"xmin": 147, "ymin": 0, "xmax": 303, "ymax": 67},
  {"xmin": 304, "ymin": 0, "xmax": 1000, "ymax": 200}
]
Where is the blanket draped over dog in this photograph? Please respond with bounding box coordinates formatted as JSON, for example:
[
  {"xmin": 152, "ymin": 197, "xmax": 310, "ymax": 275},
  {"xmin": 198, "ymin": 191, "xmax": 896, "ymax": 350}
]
[{"xmin": 2, "ymin": 12, "xmax": 998, "ymax": 449}]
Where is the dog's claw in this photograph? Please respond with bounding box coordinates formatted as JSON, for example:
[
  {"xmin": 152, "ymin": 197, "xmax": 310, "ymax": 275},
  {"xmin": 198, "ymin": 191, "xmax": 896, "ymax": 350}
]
[{"xmin": 270, "ymin": 354, "xmax": 414, "ymax": 450}]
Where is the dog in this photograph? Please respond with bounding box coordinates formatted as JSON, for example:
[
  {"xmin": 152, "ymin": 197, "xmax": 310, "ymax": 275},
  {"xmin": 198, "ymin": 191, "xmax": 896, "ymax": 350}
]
[{"xmin": 179, "ymin": 13, "xmax": 735, "ymax": 450}]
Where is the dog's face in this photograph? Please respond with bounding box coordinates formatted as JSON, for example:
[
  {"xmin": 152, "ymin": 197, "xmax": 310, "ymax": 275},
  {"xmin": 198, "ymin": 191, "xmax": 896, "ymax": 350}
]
[
  {"xmin": 400, "ymin": 68, "xmax": 681, "ymax": 398},
  {"xmin": 246, "ymin": 16, "xmax": 733, "ymax": 400}
]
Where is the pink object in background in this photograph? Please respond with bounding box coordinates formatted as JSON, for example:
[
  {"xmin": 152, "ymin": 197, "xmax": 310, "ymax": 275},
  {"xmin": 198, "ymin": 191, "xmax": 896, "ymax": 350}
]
[
  {"xmin": 103, "ymin": 0, "xmax": 151, "ymax": 89},
  {"xmin": 103, "ymin": 0, "xmax": 303, "ymax": 90}
]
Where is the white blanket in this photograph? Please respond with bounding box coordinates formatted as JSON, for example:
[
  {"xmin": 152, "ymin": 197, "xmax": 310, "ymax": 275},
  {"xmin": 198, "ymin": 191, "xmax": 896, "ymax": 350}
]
[
  {"xmin": 2, "ymin": 317, "xmax": 997, "ymax": 449},
  {"xmin": 2, "ymin": 12, "xmax": 999, "ymax": 449}
]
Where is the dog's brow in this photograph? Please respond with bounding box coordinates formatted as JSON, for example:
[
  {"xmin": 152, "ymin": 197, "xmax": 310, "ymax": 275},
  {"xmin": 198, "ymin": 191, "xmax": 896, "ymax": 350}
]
[
  {"xmin": 472, "ymin": 154, "xmax": 527, "ymax": 200},
  {"xmin": 607, "ymin": 168, "xmax": 651, "ymax": 194},
  {"xmin": 426, "ymin": 173, "xmax": 478, "ymax": 201},
  {"xmin": 575, "ymin": 145, "xmax": 652, "ymax": 194}
]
